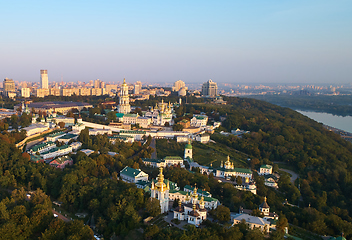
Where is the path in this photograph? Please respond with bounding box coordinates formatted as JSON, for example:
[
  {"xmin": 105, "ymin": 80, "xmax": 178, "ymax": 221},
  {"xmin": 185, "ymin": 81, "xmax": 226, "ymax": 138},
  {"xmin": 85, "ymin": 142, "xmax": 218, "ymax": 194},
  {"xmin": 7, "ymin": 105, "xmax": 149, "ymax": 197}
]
[
  {"xmin": 25, "ymin": 138, "xmax": 44, "ymax": 151},
  {"xmin": 52, "ymin": 209, "xmax": 71, "ymax": 222},
  {"xmin": 150, "ymin": 138, "xmax": 157, "ymax": 159},
  {"xmin": 273, "ymin": 162, "xmax": 299, "ymax": 184},
  {"xmin": 279, "ymin": 168, "xmax": 299, "ymax": 184}
]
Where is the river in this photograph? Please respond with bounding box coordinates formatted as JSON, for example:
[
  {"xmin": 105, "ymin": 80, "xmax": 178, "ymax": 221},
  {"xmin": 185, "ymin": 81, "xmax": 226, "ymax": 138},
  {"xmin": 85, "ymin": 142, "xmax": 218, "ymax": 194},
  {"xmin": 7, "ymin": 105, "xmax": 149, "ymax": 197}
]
[{"xmin": 296, "ymin": 110, "xmax": 352, "ymax": 133}]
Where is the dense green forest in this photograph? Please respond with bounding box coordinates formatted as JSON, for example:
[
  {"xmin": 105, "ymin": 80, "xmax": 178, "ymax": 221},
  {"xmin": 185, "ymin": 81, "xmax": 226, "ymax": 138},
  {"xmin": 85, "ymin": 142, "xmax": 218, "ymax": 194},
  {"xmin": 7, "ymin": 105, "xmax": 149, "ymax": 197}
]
[
  {"xmin": 247, "ymin": 94, "xmax": 352, "ymax": 116},
  {"xmin": 168, "ymin": 97, "xmax": 352, "ymax": 237}
]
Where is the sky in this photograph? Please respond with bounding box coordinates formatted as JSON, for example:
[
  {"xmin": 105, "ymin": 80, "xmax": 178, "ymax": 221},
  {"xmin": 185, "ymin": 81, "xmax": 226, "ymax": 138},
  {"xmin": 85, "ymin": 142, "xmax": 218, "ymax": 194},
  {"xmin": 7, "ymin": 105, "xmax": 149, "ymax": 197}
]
[{"xmin": 1, "ymin": 0, "xmax": 352, "ymax": 84}]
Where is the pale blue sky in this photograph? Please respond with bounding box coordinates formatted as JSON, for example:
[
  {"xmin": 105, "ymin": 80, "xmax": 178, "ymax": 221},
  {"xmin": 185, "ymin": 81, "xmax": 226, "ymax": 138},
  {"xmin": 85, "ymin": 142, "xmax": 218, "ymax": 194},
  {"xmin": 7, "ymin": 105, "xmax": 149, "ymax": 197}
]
[{"xmin": 1, "ymin": 0, "xmax": 351, "ymax": 84}]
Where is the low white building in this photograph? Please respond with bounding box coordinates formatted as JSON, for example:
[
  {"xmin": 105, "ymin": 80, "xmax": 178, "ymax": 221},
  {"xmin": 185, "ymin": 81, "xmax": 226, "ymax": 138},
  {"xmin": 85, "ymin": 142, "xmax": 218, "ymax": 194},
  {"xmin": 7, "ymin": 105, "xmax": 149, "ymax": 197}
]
[
  {"xmin": 123, "ymin": 114, "xmax": 138, "ymax": 125},
  {"xmin": 46, "ymin": 132, "xmax": 66, "ymax": 142},
  {"xmin": 232, "ymin": 213, "xmax": 273, "ymax": 234},
  {"xmin": 71, "ymin": 123, "xmax": 86, "ymax": 132},
  {"xmin": 119, "ymin": 130, "xmax": 146, "ymax": 141},
  {"xmin": 89, "ymin": 129, "xmax": 112, "ymax": 135},
  {"xmin": 55, "ymin": 116, "xmax": 75, "ymax": 127},
  {"xmin": 215, "ymin": 156, "xmax": 253, "ymax": 183},
  {"xmin": 190, "ymin": 114, "xmax": 208, "ymax": 127},
  {"xmin": 136, "ymin": 117, "xmax": 151, "ymax": 128},
  {"xmin": 57, "ymin": 133, "xmax": 78, "ymax": 144},
  {"xmin": 176, "ymin": 135, "xmax": 189, "ymax": 143},
  {"xmin": 195, "ymin": 134, "xmax": 210, "ymax": 143},
  {"xmin": 143, "ymin": 156, "xmax": 185, "ymax": 168},
  {"xmin": 120, "ymin": 166, "xmax": 149, "ymax": 183},
  {"xmin": 40, "ymin": 145, "xmax": 73, "ymax": 161},
  {"xmin": 29, "ymin": 141, "xmax": 56, "ymax": 154},
  {"xmin": 70, "ymin": 141, "xmax": 82, "ymax": 151},
  {"xmin": 259, "ymin": 165, "xmax": 273, "ymax": 175},
  {"xmin": 23, "ymin": 124, "xmax": 49, "ymax": 137}
]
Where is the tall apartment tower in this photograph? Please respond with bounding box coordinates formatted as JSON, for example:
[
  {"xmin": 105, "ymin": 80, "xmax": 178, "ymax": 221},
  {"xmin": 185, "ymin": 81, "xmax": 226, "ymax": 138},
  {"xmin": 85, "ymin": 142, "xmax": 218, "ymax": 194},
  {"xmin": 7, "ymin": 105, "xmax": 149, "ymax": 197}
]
[
  {"xmin": 118, "ymin": 78, "xmax": 131, "ymax": 114},
  {"xmin": 202, "ymin": 79, "xmax": 218, "ymax": 97},
  {"xmin": 134, "ymin": 81, "xmax": 142, "ymax": 94},
  {"xmin": 3, "ymin": 78, "xmax": 15, "ymax": 96},
  {"xmin": 40, "ymin": 70, "xmax": 49, "ymax": 89}
]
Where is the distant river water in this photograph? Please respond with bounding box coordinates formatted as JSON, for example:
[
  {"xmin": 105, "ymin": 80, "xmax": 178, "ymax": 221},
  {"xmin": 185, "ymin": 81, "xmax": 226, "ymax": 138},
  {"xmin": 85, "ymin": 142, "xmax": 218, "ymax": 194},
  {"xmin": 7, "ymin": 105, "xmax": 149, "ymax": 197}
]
[{"xmin": 296, "ymin": 110, "xmax": 352, "ymax": 133}]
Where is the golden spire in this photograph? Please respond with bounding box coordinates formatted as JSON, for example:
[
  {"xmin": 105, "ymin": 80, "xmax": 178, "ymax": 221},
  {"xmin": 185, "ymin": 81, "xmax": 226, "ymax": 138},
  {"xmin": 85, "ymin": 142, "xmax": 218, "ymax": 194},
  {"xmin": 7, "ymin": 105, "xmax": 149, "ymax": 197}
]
[
  {"xmin": 227, "ymin": 155, "xmax": 230, "ymax": 163},
  {"xmin": 123, "ymin": 78, "xmax": 126, "ymax": 84},
  {"xmin": 155, "ymin": 167, "xmax": 166, "ymax": 192},
  {"xmin": 264, "ymin": 196, "xmax": 267, "ymax": 202},
  {"xmin": 167, "ymin": 180, "xmax": 170, "ymax": 190}
]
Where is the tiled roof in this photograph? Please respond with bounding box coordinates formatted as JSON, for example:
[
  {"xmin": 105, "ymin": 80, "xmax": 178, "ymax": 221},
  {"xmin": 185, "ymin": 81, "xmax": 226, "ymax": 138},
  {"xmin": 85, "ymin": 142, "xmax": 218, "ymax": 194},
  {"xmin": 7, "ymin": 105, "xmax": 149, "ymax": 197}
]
[
  {"xmin": 120, "ymin": 166, "xmax": 144, "ymax": 178},
  {"xmin": 217, "ymin": 167, "xmax": 252, "ymax": 174},
  {"xmin": 164, "ymin": 156, "xmax": 183, "ymax": 161},
  {"xmin": 31, "ymin": 141, "xmax": 55, "ymax": 152},
  {"xmin": 260, "ymin": 164, "xmax": 272, "ymax": 169}
]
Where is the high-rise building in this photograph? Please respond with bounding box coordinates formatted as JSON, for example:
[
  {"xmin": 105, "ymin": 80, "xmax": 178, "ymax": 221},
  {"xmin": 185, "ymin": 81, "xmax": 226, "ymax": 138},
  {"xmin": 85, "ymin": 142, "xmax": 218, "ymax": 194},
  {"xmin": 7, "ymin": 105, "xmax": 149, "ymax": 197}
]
[
  {"xmin": 4, "ymin": 78, "xmax": 15, "ymax": 92},
  {"xmin": 118, "ymin": 78, "xmax": 131, "ymax": 114},
  {"xmin": 172, "ymin": 80, "xmax": 186, "ymax": 92},
  {"xmin": 40, "ymin": 70, "xmax": 48, "ymax": 89},
  {"xmin": 3, "ymin": 78, "xmax": 15, "ymax": 96},
  {"xmin": 134, "ymin": 81, "xmax": 142, "ymax": 94},
  {"xmin": 94, "ymin": 79, "xmax": 105, "ymax": 88},
  {"xmin": 202, "ymin": 79, "xmax": 218, "ymax": 97},
  {"xmin": 21, "ymin": 87, "xmax": 31, "ymax": 98}
]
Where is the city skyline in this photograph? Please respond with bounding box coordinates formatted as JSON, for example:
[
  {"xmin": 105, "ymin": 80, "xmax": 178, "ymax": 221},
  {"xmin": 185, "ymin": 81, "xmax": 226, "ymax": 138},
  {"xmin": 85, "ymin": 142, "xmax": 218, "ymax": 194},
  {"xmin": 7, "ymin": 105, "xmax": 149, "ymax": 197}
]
[{"xmin": 1, "ymin": 1, "xmax": 352, "ymax": 84}]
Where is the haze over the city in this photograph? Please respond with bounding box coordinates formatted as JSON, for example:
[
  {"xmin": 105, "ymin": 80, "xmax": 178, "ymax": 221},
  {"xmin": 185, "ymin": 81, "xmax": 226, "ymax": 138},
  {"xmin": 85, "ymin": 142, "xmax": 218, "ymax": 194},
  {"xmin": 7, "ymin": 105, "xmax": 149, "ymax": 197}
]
[{"xmin": 2, "ymin": 0, "xmax": 352, "ymax": 84}]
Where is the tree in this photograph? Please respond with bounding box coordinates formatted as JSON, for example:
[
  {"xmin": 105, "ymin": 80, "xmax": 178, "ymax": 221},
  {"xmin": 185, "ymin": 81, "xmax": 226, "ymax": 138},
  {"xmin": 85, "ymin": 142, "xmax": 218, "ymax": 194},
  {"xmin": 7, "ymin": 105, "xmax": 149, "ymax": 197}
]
[
  {"xmin": 276, "ymin": 216, "xmax": 288, "ymax": 233},
  {"xmin": 144, "ymin": 224, "xmax": 160, "ymax": 240},
  {"xmin": 58, "ymin": 122, "xmax": 65, "ymax": 128},
  {"xmin": 214, "ymin": 205, "xmax": 231, "ymax": 222},
  {"xmin": 245, "ymin": 229, "xmax": 264, "ymax": 240},
  {"xmin": 251, "ymin": 208, "xmax": 264, "ymax": 217},
  {"xmin": 236, "ymin": 176, "xmax": 242, "ymax": 185},
  {"xmin": 172, "ymin": 124, "xmax": 184, "ymax": 131},
  {"xmin": 145, "ymin": 198, "xmax": 161, "ymax": 217}
]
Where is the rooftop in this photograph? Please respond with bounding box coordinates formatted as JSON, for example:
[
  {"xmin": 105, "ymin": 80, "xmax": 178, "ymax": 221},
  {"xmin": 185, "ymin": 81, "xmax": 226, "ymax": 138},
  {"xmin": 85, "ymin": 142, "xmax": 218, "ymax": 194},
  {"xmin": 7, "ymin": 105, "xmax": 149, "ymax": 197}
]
[
  {"xmin": 120, "ymin": 166, "xmax": 146, "ymax": 178},
  {"xmin": 20, "ymin": 101, "xmax": 92, "ymax": 110},
  {"xmin": 260, "ymin": 164, "xmax": 272, "ymax": 169},
  {"xmin": 164, "ymin": 156, "xmax": 183, "ymax": 161},
  {"xmin": 58, "ymin": 133, "xmax": 77, "ymax": 140},
  {"xmin": 30, "ymin": 141, "xmax": 55, "ymax": 152},
  {"xmin": 232, "ymin": 213, "xmax": 270, "ymax": 226}
]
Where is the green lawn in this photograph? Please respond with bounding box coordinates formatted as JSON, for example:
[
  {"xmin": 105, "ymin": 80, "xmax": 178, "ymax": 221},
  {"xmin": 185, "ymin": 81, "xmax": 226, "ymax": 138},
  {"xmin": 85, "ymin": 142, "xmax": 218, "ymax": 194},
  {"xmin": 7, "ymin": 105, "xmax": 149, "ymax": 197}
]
[{"xmin": 156, "ymin": 138, "xmax": 250, "ymax": 168}]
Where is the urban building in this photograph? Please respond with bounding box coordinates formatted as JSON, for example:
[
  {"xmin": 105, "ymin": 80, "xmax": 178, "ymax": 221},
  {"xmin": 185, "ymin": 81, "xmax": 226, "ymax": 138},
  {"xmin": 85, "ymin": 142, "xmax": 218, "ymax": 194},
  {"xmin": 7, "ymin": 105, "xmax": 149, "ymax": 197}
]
[
  {"xmin": 202, "ymin": 79, "xmax": 218, "ymax": 97},
  {"xmin": 215, "ymin": 156, "xmax": 253, "ymax": 183},
  {"xmin": 3, "ymin": 78, "xmax": 15, "ymax": 96},
  {"xmin": 134, "ymin": 81, "xmax": 142, "ymax": 94},
  {"xmin": 143, "ymin": 156, "xmax": 185, "ymax": 168},
  {"xmin": 40, "ymin": 70, "xmax": 48, "ymax": 89},
  {"xmin": 14, "ymin": 101, "xmax": 93, "ymax": 114},
  {"xmin": 21, "ymin": 87, "xmax": 31, "ymax": 98},
  {"xmin": 49, "ymin": 156, "xmax": 73, "ymax": 169},
  {"xmin": 120, "ymin": 166, "xmax": 149, "ymax": 183},
  {"xmin": 259, "ymin": 165, "xmax": 273, "ymax": 175},
  {"xmin": 173, "ymin": 186, "xmax": 208, "ymax": 226},
  {"xmin": 190, "ymin": 114, "xmax": 208, "ymax": 127},
  {"xmin": 36, "ymin": 88, "xmax": 49, "ymax": 98}
]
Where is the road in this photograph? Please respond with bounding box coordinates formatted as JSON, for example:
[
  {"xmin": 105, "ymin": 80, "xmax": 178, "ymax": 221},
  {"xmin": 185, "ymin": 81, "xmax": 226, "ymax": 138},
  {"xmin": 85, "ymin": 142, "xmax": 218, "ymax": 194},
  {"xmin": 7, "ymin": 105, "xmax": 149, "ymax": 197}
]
[
  {"xmin": 52, "ymin": 209, "xmax": 71, "ymax": 222},
  {"xmin": 279, "ymin": 168, "xmax": 299, "ymax": 184},
  {"xmin": 150, "ymin": 138, "xmax": 157, "ymax": 159},
  {"xmin": 25, "ymin": 138, "xmax": 45, "ymax": 151}
]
